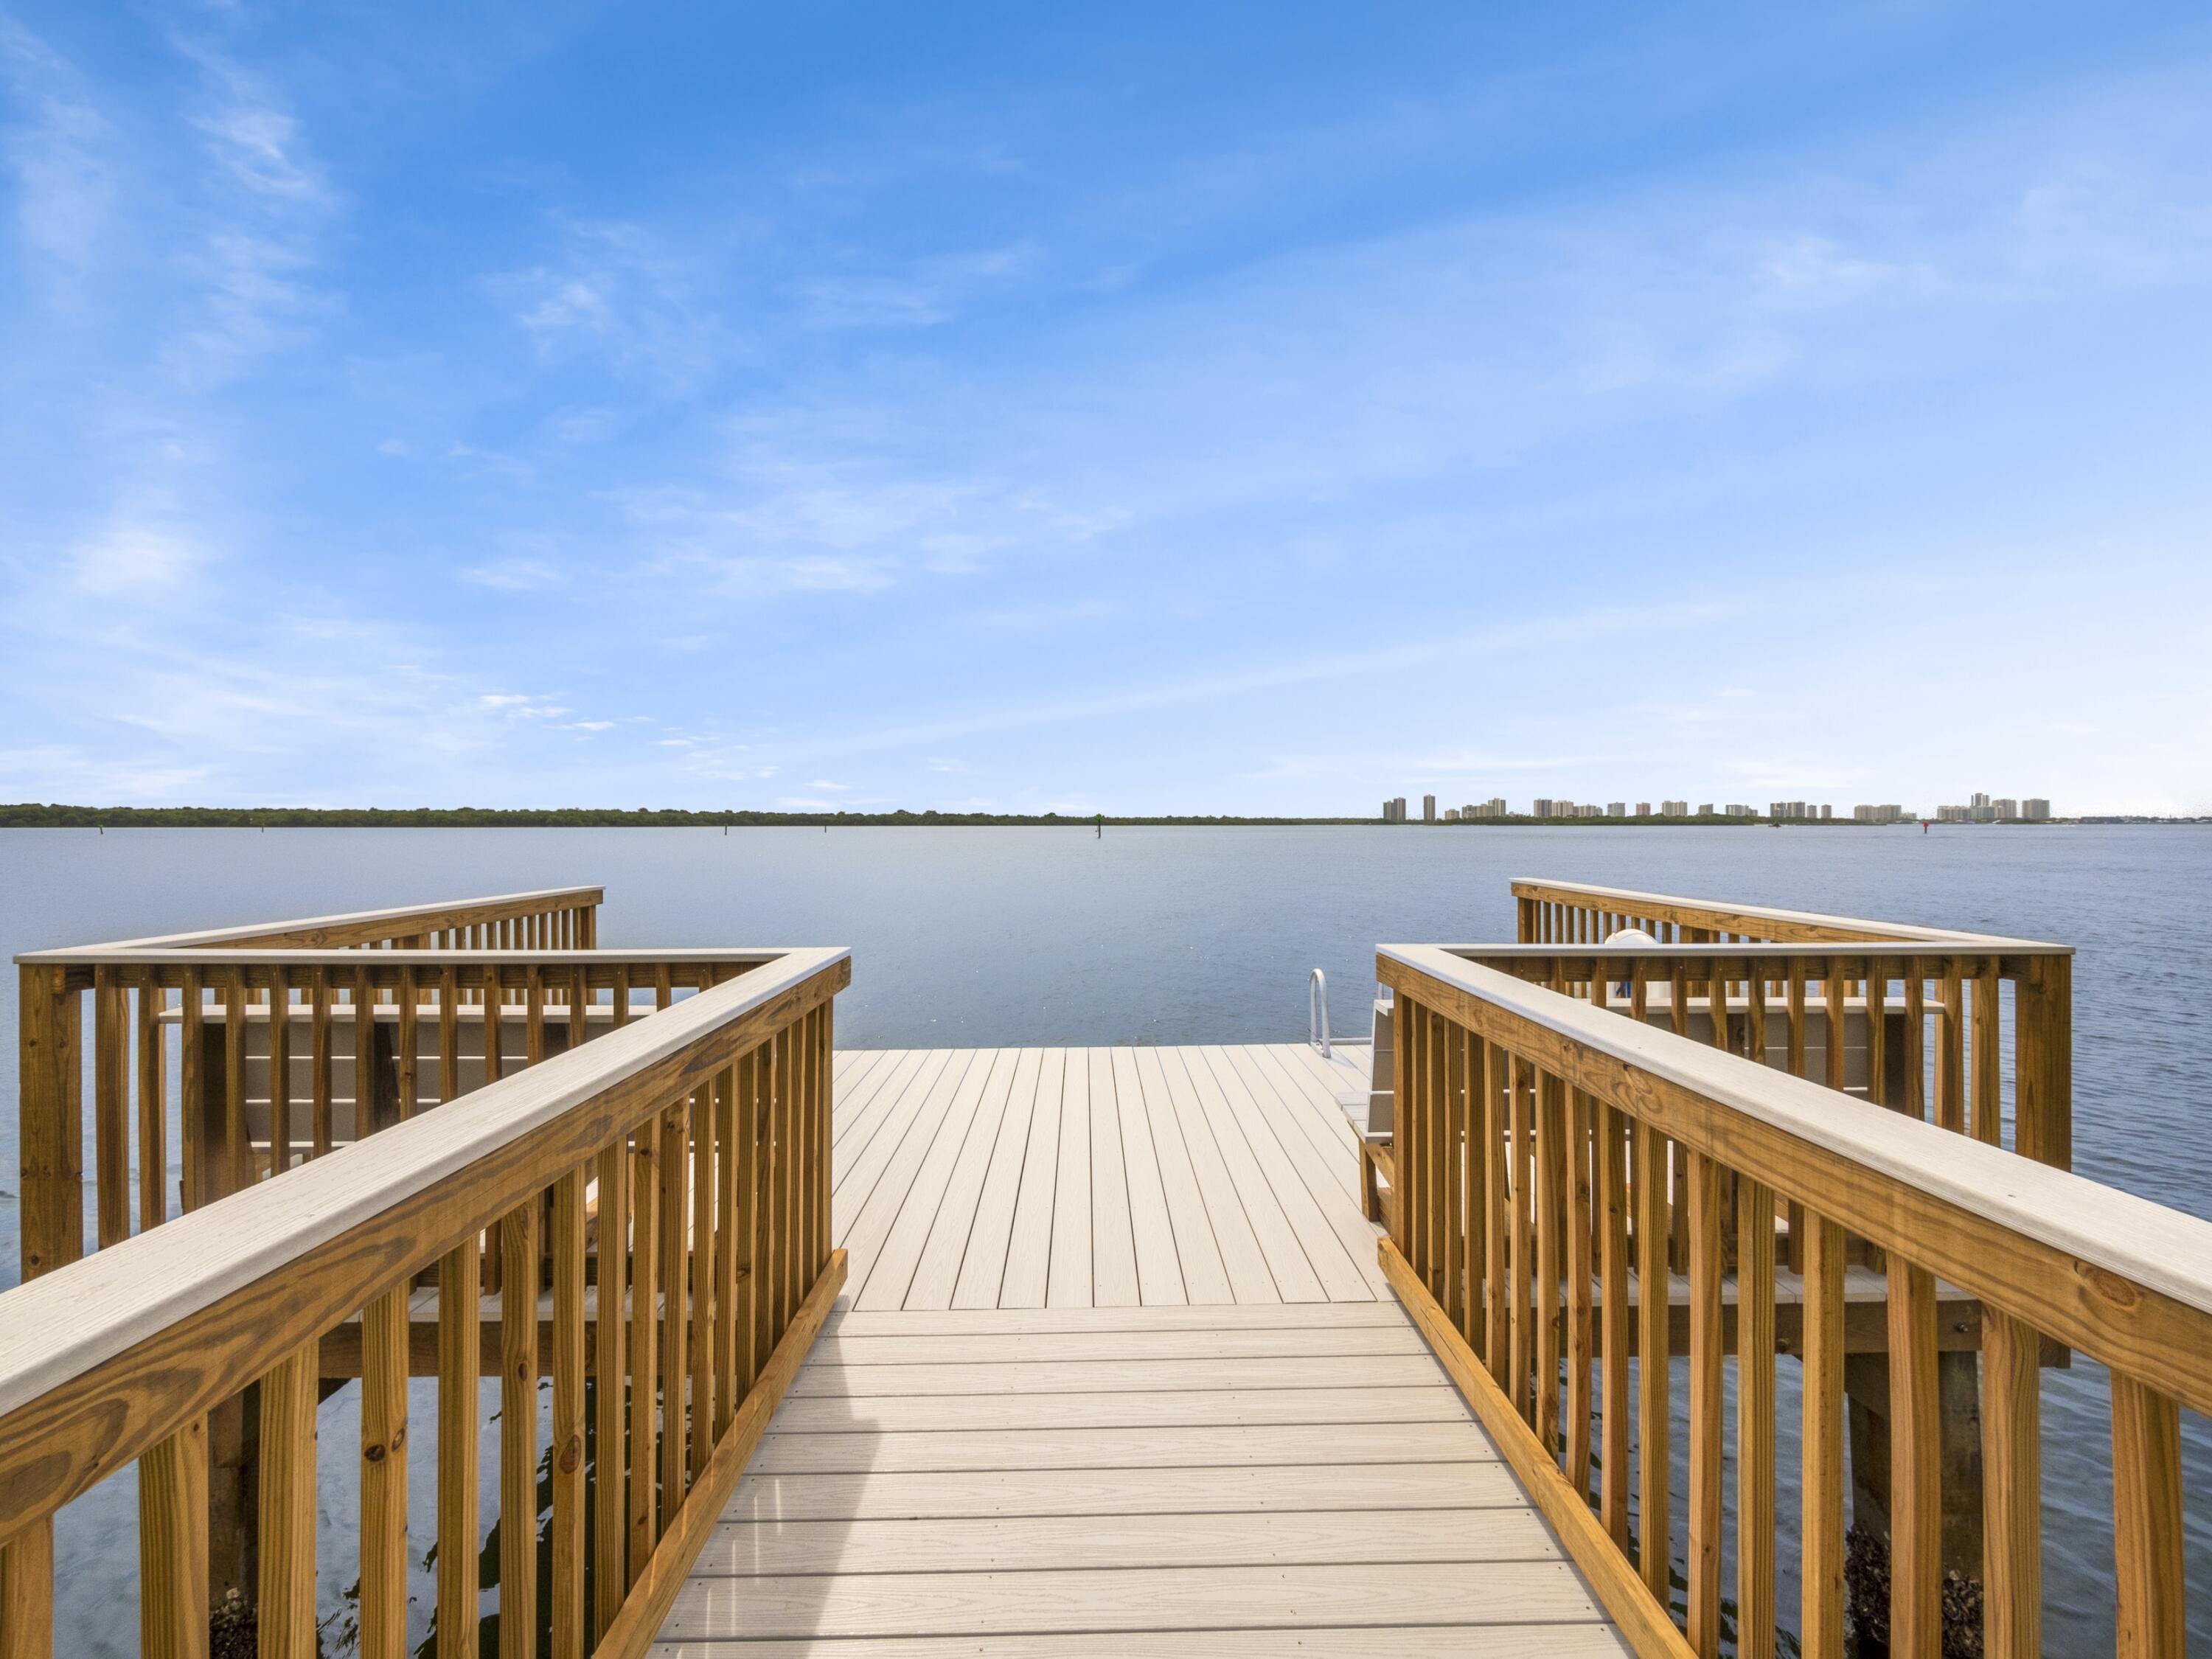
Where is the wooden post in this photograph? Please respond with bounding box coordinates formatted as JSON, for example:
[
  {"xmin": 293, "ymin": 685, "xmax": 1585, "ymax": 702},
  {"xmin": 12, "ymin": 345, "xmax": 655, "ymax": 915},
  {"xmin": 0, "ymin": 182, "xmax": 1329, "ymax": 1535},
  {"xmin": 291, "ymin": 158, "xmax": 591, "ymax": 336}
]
[
  {"xmin": 139, "ymin": 1419, "xmax": 209, "ymax": 1659},
  {"xmin": 2014, "ymin": 954, "xmax": 2071, "ymax": 1170},
  {"xmin": 17, "ymin": 964, "xmax": 83, "ymax": 1279}
]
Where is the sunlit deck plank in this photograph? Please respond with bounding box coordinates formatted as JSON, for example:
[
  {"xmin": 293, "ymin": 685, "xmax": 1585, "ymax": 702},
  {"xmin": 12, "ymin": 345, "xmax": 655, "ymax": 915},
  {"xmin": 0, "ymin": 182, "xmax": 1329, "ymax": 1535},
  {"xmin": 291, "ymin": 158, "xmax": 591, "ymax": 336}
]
[
  {"xmin": 857, "ymin": 1048, "xmax": 1004, "ymax": 1310},
  {"xmin": 1046, "ymin": 1051, "xmax": 1093, "ymax": 1307},
  {"xmin": 950, "ymin": 1048, "xmax": 1046, "ymax": 1310},
  {"xmin": 997, "ymin": 1048, "xmax": 1065, "ymax": 1309},
  {"xmin": 904, "ymin": 1050, "xmax": 1024, "ymax": 1310},
  {"xmin": 1110, "ymin": 1047, "xmax": 1186, "ymax": 1304},
  {"xmin": 1127, "ymin": 1048, "xmax": 1234, "ymax": 1301}
]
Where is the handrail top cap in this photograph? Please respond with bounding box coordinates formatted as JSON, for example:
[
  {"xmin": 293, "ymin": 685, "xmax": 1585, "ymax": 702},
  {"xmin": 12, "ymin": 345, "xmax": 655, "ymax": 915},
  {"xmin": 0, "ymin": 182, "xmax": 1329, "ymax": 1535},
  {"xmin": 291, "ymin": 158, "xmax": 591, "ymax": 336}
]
[{"xmin": 1506, "ymin": 876, "xmax": 2065, "ymax": 950}]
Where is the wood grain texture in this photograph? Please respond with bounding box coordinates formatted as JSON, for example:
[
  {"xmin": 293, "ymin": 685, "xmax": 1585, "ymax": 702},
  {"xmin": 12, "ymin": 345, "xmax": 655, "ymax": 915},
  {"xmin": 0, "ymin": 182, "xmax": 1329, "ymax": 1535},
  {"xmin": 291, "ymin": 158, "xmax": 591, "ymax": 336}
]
[{"xmin": 1381, "ymin": 1240, "xmax": 1692, "ymax": 1659}]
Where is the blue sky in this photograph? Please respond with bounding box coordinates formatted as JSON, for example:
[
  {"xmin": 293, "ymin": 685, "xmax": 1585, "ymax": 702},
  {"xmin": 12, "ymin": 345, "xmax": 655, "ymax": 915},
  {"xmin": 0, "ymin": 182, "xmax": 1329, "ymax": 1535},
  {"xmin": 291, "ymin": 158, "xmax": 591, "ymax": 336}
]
[{"xmin": 3, "ymin": 3, "xmax": 2209, "ymax": 815}]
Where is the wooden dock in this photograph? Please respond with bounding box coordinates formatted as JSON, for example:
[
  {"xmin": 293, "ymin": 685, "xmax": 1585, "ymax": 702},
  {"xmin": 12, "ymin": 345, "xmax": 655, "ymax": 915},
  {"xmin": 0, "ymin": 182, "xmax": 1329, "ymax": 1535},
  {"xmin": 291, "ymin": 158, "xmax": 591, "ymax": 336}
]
[{"xmin": 651, "ymin": 1045, "xmax": 1631, "ymax": 1655}]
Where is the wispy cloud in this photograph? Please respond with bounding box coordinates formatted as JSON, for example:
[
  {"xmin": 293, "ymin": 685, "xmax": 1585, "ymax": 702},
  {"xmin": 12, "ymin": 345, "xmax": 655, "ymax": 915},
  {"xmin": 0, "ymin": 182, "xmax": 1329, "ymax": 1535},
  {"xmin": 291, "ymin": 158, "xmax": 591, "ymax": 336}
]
[{"xmin": 0, "ymin": 19, "xmax": 116, "ymax": 268}]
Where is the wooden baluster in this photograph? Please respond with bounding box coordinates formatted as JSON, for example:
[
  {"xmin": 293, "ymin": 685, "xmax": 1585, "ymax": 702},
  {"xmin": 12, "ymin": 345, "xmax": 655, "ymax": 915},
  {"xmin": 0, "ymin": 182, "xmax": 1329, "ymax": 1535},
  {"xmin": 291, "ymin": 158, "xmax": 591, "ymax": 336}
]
[
  {"xmin": 1394, "ymin": 1001, "xmax": 1419, "ymax": 1270},
  {"xmin": 257, "ymin": 1340, "xmax": 319, "ymax": 1658},
  {"xmin": 223, "ymin": 968, "xmax": 248, "ymax": 1193},
  {"xmin": 1970, "ymin": 959, "xmax": 2001, "ymax": 1146},
  {"xmin": 593, "ymin": 1133, "xmax": 630, "ymax": 1638},
  {"xmin": 439, "ymin": 965, "xmax": 460, "ymax": 1107},
  {"xmin": 1736, "ymin": 1175, "xmax": 1776, "ymax": 1659},
  {"xmin": 1444, "ymin": 1018, "xmax": 1466, "ymax": 1332},
  {"xmin": 526, "ymin": 965, "xmax": 546, "ymax": 1070},
  {"xmin": 1633, "ymin": 1119, "xmax": 1670, "ymax": 1603},
  {"xmin": 1937, "ymin": 967, "xmax": 1966, "ymax": 1133},
  {"xmin": 1565, "ymin": 1086, "xmax": 1593, "ymax": 1495},
  {"xmin": 715, "ymin": 1066, "xmax": 741, "ymax": 1435},
  {"xmin": 1785, "ymin": 959, "xmax": 1807, "ymax": 1077},
  {"xmin": 138, "ymin": 1417, "xmax": 208, "ymax": 1659},
  {"xmin": 1802, "ymin": 1214, "xmax": 1846, "ymax": 1657},
  {"xmin": 1981, "ymin": 1311, "xmax": 2041, "ymax": 1658},
  {"xmin": 352, "ymin": 964, "xmax": 380, "ymax": 1140},
  {"xmin": 815, "ymin": 1000, "xmax": 835, "ymax": 1272},
  {"xmin": 397, "ymin": 966, "xmax": 418, "ymax": 1121},
  {"xmin": 361, "ymin": 1287, "xmax": 408, "ymax": 1659},
  {"xmin": 1865, "ymin": 958, "xmax": 1887, "ymax": 1108},
  {"xmin": 1902, "ymin": 959, "xmax": 1926, "ymax": 1121},
  {"xmin": 690, "ymin": 1082, "xmax": 717, "ymax": 1482},
  {"xmin": 1745, "ymin": 956, "xmax": 1767, "ymax": 1065},
  {"xmin": 1507, "ymin": 1054, "xmax": 1531, "ymax": 1420},
  {"xmin": 311, "ymin": 967, "xmax": 333, "ymax": 1156},
  {"xmin": 1479, "ymin": 1039, "xmax": 1506, "ymax": 1380},
  {"xmin": 178, "ymin": 967, "xmax": 204, "ymax": 1213},
  {"xmin": 1888, "ymin": 1259, "xmax": 1941, "ymax": 1659},
  {"xmin": 485, "ymin": 966, "xmax": 505, "ymax": 1086},
  {"xmin": 777, "ymin": 1028, "xmax": 800, "ymax": 1327},
  {"xmin": 136, "ymin": 975, "xmax": 167, "ymax": 1234},
  {"xmin": 499, "ymin": 1200, "xmax": 540, "ymax": 1659},
  {"xmin": 268, "ymin": 967, "xmax": 293, "ymax": 1176},
  {"xmin": 94, "ymin": 967, "xmax": 129, "ymax": 1248},
  {"xmin": 1598, "ymin": 1100, "xmax": 1630, "ymax": 1545},
  {"xmin": 1535, "ymin": 1072, "xmax": 1564, "ymax": 1453},
  {"xmin": 751, "ymin": 1043, "xmax": 776, "ymax": 1397},
  {"xmin": 0, "ymin": 1517, "xmax": 54, "ymax": 1659},
  {"xmin": 569, "ymin": 966, "xmax": 588, "ymax": 1054},
  {"xmin": 2111, "ymin": 1375, "xmax": 2184, "ymax": 1659},
  {"xmin": 552, "ymin": 1164, "xmax": 587, "ymax": 1659},
  {"xmin": 1686, "ymin": 1154, "xmax": 1724, "ymax": 1657},
  {"xmin": 629, "ymin": 1119, "xmax": 662, "ymax": 1571},
  {"xmin": 1823, "ymin": 957, "xmax": 1847, "ymax": 1095},
  {"xmin": 658, "ymin": 1101, "xmax": 690, "ymax": 1521},
  {"xmin": 437, "ymin": 1234, "xmax": 481, "ymax": 1659}
]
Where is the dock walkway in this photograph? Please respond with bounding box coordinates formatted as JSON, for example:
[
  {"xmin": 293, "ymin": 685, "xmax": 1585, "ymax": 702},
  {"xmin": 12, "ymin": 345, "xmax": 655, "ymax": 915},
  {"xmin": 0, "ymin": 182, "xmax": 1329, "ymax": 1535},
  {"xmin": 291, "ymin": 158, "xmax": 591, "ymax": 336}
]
[{"xmin": 652, "ymin": 1044, "xmax": 1630, "ymax": 1655}]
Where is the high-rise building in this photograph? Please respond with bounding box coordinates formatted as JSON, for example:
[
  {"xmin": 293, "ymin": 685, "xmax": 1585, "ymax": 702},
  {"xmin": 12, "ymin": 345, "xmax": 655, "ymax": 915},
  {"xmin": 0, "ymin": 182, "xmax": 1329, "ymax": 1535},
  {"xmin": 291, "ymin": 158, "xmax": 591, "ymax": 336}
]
[
  {"xmin": 1993, "ymin": 798, "xmax": 2019, "ymax": 821},
  {"xmin": 1533, "ymin": 798, "xmax": 1555, "ymax": 819},
  {"xmin": 1820, "ymin": 804, "xmax": 1833, "ymax": 820},
  {"xmin": 1972, "ymin": 792, "xmax": 1991, "ymax": 809},
  {"xmin": 1696, "ymin": 802, "xmax": 1714, "ymax": 816},
  {"xmin": 1725, "ymin": 804, "xmax": 1755, "ymax": 818},
  {"xmin": 1422, "ymin": 794, "xmax": 1436, "ymax": 823},
  {"xmin": 1382, "ymin": 797, "xmax": 1408, "ymax": 822},
  {"xmin": 2024, "ymin": 798, "xmax": 2051, "ymax": 821},
  {"xmin": 1662, "ymin": 799, "xmax": 1688, "ymax": 817},
  {"xmin": 1635, "ymin": 802, "xmax": 1651, "ymax": 817},
  {"xmin": 1854, "ymin": 804, "xmax": 1907, "ymax": 824},
  {"xmin": 1769, "ymin": 801, "xmax": 1810, "ymax": 821},
  {"xmin": 1607, "ymin": 801, "xmax": 1626, "ymax": 818},
  {"xmin": 1444, "ymin": 807, "xmax": 1460, "ymax": 821}
]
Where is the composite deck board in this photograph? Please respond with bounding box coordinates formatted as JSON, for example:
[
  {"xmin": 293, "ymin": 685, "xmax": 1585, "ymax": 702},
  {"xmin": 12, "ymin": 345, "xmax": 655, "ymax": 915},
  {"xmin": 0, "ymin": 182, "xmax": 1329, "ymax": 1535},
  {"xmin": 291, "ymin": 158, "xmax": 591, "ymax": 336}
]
[
  {"xmin": 1046, "ymin": 1051, "xmax": 1093, "ymax": 1308},
  {"xmin": 684, "ymin": 1507, "xmax": 1565, "ymax": 1576},
  {"xmin": 654, "ymin": 1631, "xmax": 1633, "ymax": 1658},
  {"xmin": 785, "ymin": 1355, "xmax": 1455, "ymax": 1398},
  {"xmin": 662, "ymin": 1047, "xmax": 1627, "ymax": 1652},
  {"xmin": 659, "ymin": 1561, "xmax": 1608, "ymax": 1640}
]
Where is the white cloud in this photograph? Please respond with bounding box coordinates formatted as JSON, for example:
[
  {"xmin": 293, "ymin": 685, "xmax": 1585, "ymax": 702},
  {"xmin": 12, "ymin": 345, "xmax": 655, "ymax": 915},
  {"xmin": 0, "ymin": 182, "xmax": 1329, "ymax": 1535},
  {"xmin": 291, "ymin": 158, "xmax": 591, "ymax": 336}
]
[
  {"xmin": 72, "ymin": 525, "xmax": 206, "ymax": 595},
  {"xmin": 0, "ymin": 20, "xmax": 116, "ymax": 267},
  {"xmin": 460, "ymin": 556, "xmax": 567, "ymax": 592}
]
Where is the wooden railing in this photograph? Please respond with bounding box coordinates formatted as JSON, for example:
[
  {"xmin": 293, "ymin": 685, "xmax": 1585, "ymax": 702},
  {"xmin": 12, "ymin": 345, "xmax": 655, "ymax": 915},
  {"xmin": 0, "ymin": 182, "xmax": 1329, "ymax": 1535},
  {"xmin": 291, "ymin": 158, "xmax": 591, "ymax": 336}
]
[
  {"xmin": 1498, "ymin": 879, "xmax": 2072, "ymax": 1169},
  {"xmin": 12, "ymin": 893, "xmax": 797, "ymax": 1280},
  {"xmin": 70, "ymin": 885, "xmax": 605, "ymax": 952},
  {"xmin": 0, "ymin": 940, "xmax": 847, "ymax": 1659},
  {"xmin": 1377, "ymin": 942, "xmax": 2205, "ymax": 1659}
]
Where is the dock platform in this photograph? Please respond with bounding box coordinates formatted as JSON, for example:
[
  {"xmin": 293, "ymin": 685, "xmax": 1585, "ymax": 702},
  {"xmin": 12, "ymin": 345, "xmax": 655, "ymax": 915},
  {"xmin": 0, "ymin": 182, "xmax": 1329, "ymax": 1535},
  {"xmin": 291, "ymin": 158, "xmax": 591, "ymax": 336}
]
[{"xmin": 651, "ymin": 1045, "xmax": 1631, "ymax": 1655}]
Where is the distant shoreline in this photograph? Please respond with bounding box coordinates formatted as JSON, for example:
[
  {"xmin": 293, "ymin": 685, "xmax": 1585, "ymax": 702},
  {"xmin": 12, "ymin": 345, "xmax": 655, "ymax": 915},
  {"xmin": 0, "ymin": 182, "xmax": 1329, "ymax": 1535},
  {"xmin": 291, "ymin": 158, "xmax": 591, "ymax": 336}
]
[{"xmin": 0, "ymin": 803, "xmax": 2158, "ymax": 829}]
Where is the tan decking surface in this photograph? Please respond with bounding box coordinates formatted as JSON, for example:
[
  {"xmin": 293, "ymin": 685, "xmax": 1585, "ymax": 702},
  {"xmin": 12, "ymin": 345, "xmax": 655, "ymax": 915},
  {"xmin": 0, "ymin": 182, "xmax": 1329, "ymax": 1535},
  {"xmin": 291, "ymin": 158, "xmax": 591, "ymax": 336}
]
[{"xmin": 652, "ymin": 1045, "xmax": 1628, "ymax": 1656}]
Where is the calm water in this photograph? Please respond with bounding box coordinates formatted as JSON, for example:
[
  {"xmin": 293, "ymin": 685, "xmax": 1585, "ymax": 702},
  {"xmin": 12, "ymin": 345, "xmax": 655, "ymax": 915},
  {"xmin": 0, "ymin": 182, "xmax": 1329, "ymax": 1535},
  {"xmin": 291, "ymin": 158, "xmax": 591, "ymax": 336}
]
[{"xmin": 2, "ymin": 825, "xmax": 2207, "ymax": 1652}]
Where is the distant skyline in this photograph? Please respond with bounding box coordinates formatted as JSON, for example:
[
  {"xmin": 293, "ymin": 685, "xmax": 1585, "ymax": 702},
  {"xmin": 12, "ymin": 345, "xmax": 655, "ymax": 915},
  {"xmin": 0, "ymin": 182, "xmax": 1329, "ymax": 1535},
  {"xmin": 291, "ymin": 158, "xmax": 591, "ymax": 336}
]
[{"xmin": 4, "ymin": 4, "xmax": 2210, "ymax": 815}]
